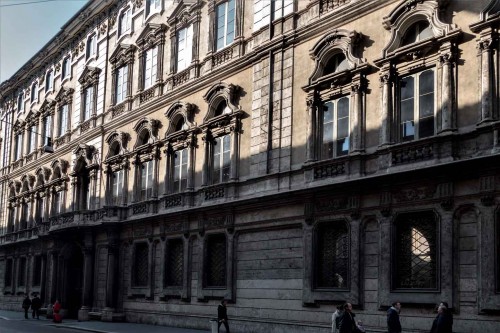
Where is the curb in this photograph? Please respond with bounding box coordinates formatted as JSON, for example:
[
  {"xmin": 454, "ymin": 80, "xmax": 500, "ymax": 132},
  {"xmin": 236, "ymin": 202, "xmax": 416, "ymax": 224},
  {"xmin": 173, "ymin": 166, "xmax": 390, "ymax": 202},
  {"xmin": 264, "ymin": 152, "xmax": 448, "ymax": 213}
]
[{"xmin": 46, "ymin": 324, "xmax": 117, "ymax": 333}]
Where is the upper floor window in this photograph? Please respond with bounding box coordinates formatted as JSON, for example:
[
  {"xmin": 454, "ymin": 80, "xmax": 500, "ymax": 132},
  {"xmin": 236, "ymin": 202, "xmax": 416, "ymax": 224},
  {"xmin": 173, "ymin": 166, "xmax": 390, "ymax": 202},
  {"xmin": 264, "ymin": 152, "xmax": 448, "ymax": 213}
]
[
  {"xmin": 253, "ymin": 0, "xmax": 293, "ymax": 31},
  {"xmin": 15, "ymin": 133, "xmax": 23, "ymax": 160},
  {"xmin": 119, "ymin": 8, "xmax": 132, "ymax": 36},
  {"xmin": 31, "ymin": 82, "xmax": 38, "ymax": 103},
  {"xmin": 46, "ymin": 70, "xmax": 54, "ymax": 91},
  {"xmin": 321, "ymin": 97, "xmax": 350, "ymax": 159},
  {"xmin": 399, "ymin": 69, "xmax": 435, "ymax": 141},
  {"xmin": 323, "ymin": 53, "xmax": 348, "ymax": 76},
  {"xmin": 43, "ymin": 114, "xmax": 52, "ymax": 146},
  {"xmin": 213, "ymin": 134, "xmax": 231, "ymax": 184},
  {"xmin": 116, "ymin": 65, "xmax": 129, "ymax": 104},
  {"xmin": 402, "ymin": 21, "xmax": 433, "ymax": 46},
  {"xmin": 146, "ymin": 0, "xmax": 161, "ymax": 16},
  {"xmin": 17, "ymin": 93, "xmax": 24, "ymax": 112},
  {"xmin": 58, "ymin": 104, "xmax": 69, "ymax": 136},
  {"xmin": 216, "ymin": 0, "xmax": 235, "ymax": 51},
  {"xmin": 393, "ymin": 211, "xmax": 438, "ymax": 290},
  {"xmin": 53, "ymin": 189, "xmax": 63, "ymax": 215},
  {"xmin": 105, "ymin": 131, "xmax": 129, "ymax": 206},
  {"xmin": 315, "ymin": 221, "xmax": 349, "ymax": 289},
  {"xmin": 143, "ymin": 46, "xmax": 158, "ymax": 89},
  {"xmin": 87, "ymin": 34, "xmax": 97, "ymax": 59},
  {"xmin": 173, "ymin": 148, "xmax": 188, "ymax": 193},
  {"xmin": 83, "ymin": 86, "xmax": 94, "ymax": 121},
  {"xmin": 28, "ymin": 125, "xmax": 37, "ymax": 153},
  {"xmin": 140, "ymin": 160, "xmax": 153, "ymax": 201},
  {"xmin": 176, "ymin": 25, "xmax": 193, "ymax": 72},
  {"xmin": 111, "ymin": 169, "xmax": 124, "ymax": 205},
  {"xmin": 62, "ymin": 57, "xmax": 71, "ymax": 79}
]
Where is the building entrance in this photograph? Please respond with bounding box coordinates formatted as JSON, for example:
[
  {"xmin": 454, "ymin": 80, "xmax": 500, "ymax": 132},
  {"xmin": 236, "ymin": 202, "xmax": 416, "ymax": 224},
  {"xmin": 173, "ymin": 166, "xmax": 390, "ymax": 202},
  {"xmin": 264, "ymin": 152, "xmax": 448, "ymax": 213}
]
[{"xmin": 60, "ymin": 243, "xmax": 84, "ymax": 318}]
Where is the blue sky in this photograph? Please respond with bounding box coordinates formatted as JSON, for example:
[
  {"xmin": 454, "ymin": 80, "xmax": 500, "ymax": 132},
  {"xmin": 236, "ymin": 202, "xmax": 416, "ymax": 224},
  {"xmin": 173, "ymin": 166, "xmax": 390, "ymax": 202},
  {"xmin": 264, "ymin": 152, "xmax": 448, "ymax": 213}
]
[{"xmin": 0, "ymin": 0, "xmax": 89, "ymax": 84}]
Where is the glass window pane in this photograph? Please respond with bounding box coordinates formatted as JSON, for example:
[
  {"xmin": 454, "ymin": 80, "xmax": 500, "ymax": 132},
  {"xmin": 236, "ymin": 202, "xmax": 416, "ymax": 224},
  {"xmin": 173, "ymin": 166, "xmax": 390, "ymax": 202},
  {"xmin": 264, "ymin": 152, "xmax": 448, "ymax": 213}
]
[
  {"xmin": 419, "ymin": 70, "xmax": 434, "ymax": 95},
  {"xmin": 401, "ymin": 100, "xmax": 414, "ymax": 122},
  {"xmin": 337, "ymin": 117, "xmax": 349, "ymax": 139},
  {"xmin": 402, "ymin": 121, "xmax": 415, "ymax": 140},
  {"xmin": 419, "ymin": 116, "xmax": 434, "ymax": 138},
  {"xmin": 419, "ymin": 93, "xmax": 434, "ymax": 118},
  {"xmin": 400, "ymin": 76, "xmax": 414, "ymax": 100},
  {"xmin": 337, "ymin": 137, "xmax": 349, "ymax": 156},
  {"xmin": 337, "ymin": 97, "xmax": 349, "ymax": 118}
]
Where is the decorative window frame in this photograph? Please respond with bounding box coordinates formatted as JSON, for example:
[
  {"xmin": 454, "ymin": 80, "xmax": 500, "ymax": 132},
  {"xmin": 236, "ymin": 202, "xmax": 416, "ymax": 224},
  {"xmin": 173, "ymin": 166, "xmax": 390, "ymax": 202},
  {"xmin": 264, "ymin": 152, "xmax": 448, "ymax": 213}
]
[
  {"xmin": 45, "ymin": 69, "xmax": 54, "ymax": 94},
  {"xmin": 203, "ymin": 0, "xmax": 244, "ymax": 73},
  {"xmin": 17, "ymin": 92, "xmax": 25, "ymax": 114},
  {"xmin": 24, "ymin": 111, "xmax": 40, "ymax": 162},
  {"xmin": 144, "ymin": 0, "xmax": 163, "ymax": 21},
  {"xmin": 16, "ymin": 256, "xmax": 28, "ymax": 294},
  {"xmin": 131, "ymin": 117, "xmax": 161, "ymax": 213},
  {"xmin": 13, "ymin": 120, "xmax": 25, "ymax": 164},
  {"xmin": 78, "ymin": 66, "xmax": 101, "ymax": 134},
  {"xmin": 163, "ymin": 102, "xmax": 198, "ymax": 204},
  {"xmin": 30, "ymin": 81, "xmax": 39, "ymax": 105},
  {"xmin": 135, "ymin": 24, "xmax": 167, "ymax": 104},
  {"xmin": 200, "ymin": 82, "xmax": 243, "ymax": 190},
  {"xmin": 48, "ymin": 159, "xmax": 69, "ymax": 218},
  {"xmin": 303, "ymin": 29, "xmax": 369, "ymax": 175},
  {"xmin": 470, "ymin": 0, "xmax": 500, "ymax": 125},
  {"xmin": 374, "ymin": 0, "xmax": 462, "ymax": 147},
  {"xmin": 197, "ymin": 212, "xmax": 234, "ymax": 301},
  {"xmin": 34, "ymin": 167, "xmax": 51, "ymax": 224},
  {"xmin": 61, "ymin": 56, "xmax": 72, "ymax": 83},
  {"xmin": 38, "ymin": 99, "xmax": 56, "ymax": 156},
  {"xmin": 165, "ymin": 0, "xmax": 202, "ymax": 91},
  {"xmin": 109, "ymin": 44, "xmax": 136, "ymax": 117},
  {"xmin": 3, "ymin": 257, "xmax": 14, "ymax": 294},
  {"xmin": 86, "ymin": 32, "xmax": 98, "ymax": 62},
  {"xmin": 104, "ymin": 131, "xmax": 130, "ymax": 207},
  {"xmin": 117, "ymin": 6, "xmax": 133, "ymax": 41},
  {"xmin": 69, "ymin": 144, "xmax": 100, "ymax": 212},
  {"xmin": 128, "ymin": 239, "xmax": 154, "ymax": 298},
  {"xmin": 53, "ymin": 87, "xmax": 74, "ymax": 148},
  {"xmin": 160, "ymin": 232, "xmax": 191, "ymax": 300}
]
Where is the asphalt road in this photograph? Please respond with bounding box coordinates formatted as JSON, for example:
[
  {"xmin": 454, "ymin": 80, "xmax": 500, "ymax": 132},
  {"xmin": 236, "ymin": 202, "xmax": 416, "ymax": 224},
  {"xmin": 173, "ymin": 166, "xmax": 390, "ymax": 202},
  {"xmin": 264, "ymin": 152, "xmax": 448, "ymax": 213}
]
[{"xmin": 0, "ymin": 317, "xmax": 84, "ymax": 333}]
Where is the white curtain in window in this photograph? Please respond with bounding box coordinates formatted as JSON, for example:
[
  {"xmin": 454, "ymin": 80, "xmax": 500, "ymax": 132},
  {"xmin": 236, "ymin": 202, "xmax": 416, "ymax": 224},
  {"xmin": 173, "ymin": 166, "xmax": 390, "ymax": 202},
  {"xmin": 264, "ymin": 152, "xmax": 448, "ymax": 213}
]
[
  {"xmin": 177, "ymin": 25, "xmax": 193, "ymax": 72},
  {"xmin": 144, "ymin": 47, "xmax": 158, "ymax": 89}
]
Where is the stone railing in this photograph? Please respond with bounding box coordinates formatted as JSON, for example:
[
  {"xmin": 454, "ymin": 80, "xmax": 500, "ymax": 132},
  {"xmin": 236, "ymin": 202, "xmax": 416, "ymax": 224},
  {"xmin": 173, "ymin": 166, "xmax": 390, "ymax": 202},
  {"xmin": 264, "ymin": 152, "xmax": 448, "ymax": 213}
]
[
  {"xmin": 320, "ymin": 0, "xmax": 352, "ymax": 14},
  {"xmin": 391, "ymin": 142, "xmax": 434, "ymax": 165},
  {"xmin": 313, "ymin": 160, "xmax": 346, "ymax": 179},
  {"xmin": 203, "ymin": 184, "xmax": 225, "ymax": 201}
]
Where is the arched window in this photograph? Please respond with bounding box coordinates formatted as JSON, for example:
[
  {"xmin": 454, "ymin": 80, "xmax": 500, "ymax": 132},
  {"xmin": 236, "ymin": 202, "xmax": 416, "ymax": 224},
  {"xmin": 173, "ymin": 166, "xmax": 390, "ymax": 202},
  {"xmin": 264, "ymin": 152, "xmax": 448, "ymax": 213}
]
[
  {"xmin": 402, "ymin": 21, "xmax": 433, "ymax": 46},
  {"xmin": 315, "ymin": 221, "xmax": 349, "ymax": 289},
  {"xmin": 105, "ymin": 131, "xmax": 129, "ymax": 206},
  {"xmin": 393, "ymin": 211, "xmax": 438, "ymax": 289},
  {"xmin": 324, "ymin": 53, "xmax": 348, "ymax": 76}
]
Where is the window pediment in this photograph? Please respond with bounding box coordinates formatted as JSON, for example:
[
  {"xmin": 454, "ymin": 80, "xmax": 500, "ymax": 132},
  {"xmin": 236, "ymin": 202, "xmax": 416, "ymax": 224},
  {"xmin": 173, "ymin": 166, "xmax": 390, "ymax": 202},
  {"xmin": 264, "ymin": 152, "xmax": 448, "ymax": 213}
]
[
  {"xmin": 39, "ymin": 99, "xmax": 56, "ymax": 116},
  {"xmin": 203, "ymin": 82, "xmax": 241, "ymax": 123},
  {"xmin": 106, "ymin": 131, "xmax": 129, "ymax": 160},
  {"xmin": 50, "ymin": 159, "xmax": 68, "ymax": 180},
  {"xmin": 35, "ymin": 167, "xmax": 51, "ymax": 187},
  {"xmin": 133, "ymin": 117, "xmax": 161, "ymax": 149},
  {"xmin": 110, "ymin": 44, "xmax": 136, "ymax": 69},
  {"xmin": 72, "ymin": 144, "xmax": 99, "ymax": 171},
  {"xmin": 165, "ymin": 101, "xmax": 197, "ymax": 137},
  {"xmin": 13, "ymin": 119, "xmax": 25, "ymax": 133},
  {"xmin": 136, "ymin": 23, "xmax": 167, "ymax": 51},
  {"xmin": 54, "ymin": 87, "xmax": 74, "ymax": 105},
  {"xmin": 78, "ymin": 66, "xmax": 101, "ymax": 89},
  {"xmin": 167, "ymin": 0, "xmax": 201, "ymax": 30}
]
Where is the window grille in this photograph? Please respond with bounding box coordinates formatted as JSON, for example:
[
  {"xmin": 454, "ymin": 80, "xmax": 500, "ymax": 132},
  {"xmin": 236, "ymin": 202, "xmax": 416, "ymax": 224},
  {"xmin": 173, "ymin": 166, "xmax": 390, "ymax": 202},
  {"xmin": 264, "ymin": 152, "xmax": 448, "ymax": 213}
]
[
  {"xmin": 134, "ymin": 243, "xmax": 149, "ymax": 287},
  {"xmin": 205, "ymin": 234, "xmax": 226, "ymax": 287},
  {"xmin": 316, "ymin": 222, "xmax": 349, "ymax": 289},
  {"xmin": 18, "ymin": 257, "xmax": 27, "ymax": 287},
  {"xmin": 4, "ymin": 259, "xmax": 13, "ymax": 287},
  {"xmin": 166, "ymin": 239, "xmax": 184, "ymax": 287}
]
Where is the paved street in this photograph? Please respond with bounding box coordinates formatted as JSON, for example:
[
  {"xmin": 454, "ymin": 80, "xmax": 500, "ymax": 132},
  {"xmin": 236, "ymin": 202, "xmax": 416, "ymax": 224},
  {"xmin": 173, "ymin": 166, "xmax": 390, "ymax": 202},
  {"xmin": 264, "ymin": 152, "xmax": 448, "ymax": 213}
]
[{"xmin": 0, "ymin": 310, "xmax": 210, "ymax": 333}]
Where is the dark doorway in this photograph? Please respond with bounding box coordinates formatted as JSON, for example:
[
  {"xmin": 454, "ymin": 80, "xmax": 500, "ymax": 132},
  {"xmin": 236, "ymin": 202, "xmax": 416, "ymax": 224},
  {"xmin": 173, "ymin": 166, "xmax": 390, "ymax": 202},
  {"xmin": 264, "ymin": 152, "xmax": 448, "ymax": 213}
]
[{"xmin": 61, "ymin": 244, "xmax": 84, "ymax": 318}]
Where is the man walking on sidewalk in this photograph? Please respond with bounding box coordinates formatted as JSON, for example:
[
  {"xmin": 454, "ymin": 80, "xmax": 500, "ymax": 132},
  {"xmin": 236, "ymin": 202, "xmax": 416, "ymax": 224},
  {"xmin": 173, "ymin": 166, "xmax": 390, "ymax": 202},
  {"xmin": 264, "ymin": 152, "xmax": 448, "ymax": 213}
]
[
  {"xmin": 387, "ymin": 301, "xmax": 402, "ymax": 333},
  {"xmin": 22, "ymin": 294, "xmax": 31, "ymax": 319},
  {"xmin": 31, "ymin": 293, "xmax": 42, "ymax": 319},
  {"xmin": 218, "ymin": 300, "xmax": 230, "ymax": 333}
]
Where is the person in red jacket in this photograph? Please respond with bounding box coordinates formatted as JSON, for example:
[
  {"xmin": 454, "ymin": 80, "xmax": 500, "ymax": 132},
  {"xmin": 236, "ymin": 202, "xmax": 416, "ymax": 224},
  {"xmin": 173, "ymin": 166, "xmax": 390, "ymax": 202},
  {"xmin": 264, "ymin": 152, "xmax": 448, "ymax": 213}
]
[{"xmin": 52, "ymin": 300, "xmax": 62, "ymax": 323}]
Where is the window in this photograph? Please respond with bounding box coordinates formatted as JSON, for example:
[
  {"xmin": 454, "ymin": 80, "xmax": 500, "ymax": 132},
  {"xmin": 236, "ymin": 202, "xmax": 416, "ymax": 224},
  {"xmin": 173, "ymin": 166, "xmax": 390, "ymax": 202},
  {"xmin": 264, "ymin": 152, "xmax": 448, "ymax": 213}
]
[
  {"xmin": 18, "ymin": 257, "xmax": 26, "ymax": 287},
  {"xmin": 134, "ymin": 242, "xmax": 149, "ymax": 287},
  {"xmin": 316, "ymin": 222, "xmax": 349, "ymax": 289},
  {"xmin": 53, "ymin": 191, "xmax": 63, "ymax": 215},
  {"xmin": 33, "ymin": 256, "xmax": 42, "ymax": 286},
  {"xmin": 143, "ymin": 47, "xmax": 158, "ymax": 89},
  {"xmin": 216, "ymin": 0, "xmax": 235, "ymax": 50},
  {"xmin": 28, "ymin": 125, "xmax": 37, "ymax": 153},
  {"xmin": 253, "ymin": 0, "xmax": 293, "ymax": 31},
  {"xmin": 46, "ymin": 70, "xmax": 54, "ymax": 91},
  {"xmin": 176, "ymin": 25, "xmax": 193, "ymax": 72},
  {"xmin": 31, "ymin": 82, "xmax": 38, "ymax": 103},
  {"xmin": 399, "ymin": 69, "xmax": 435, "ymax": 141},
  {"xmin": 83, "ymin": 86, "xmax": 94, "ymax": 121},
  {"xmin": 62, "ymin": 57, "xmax": 70, "ymax": 79},
  {"xmin": 15, "ymin": 133, "xmax": 23, "ymax": 160},
  {"xmin": 394, "ymin": 211, "xmax": 438, "ymax": 289},
  {"xmin": 119, "ymin": 8, "xmax": 131, "ymax": 36},
  {"xmin": 17, "ymin": 93, "xmax": 24, "ymax": 112},
  {"xmin": 112, "ymin": 169, "xmax": 124, "ymax": 205},
  {"xmin": 36, "ymin": 195, "xmax": 46, "ymax": 223},
  {"xmin": 115, "ymin": 66, "xmax": 129, "ymax": 104},
  {"xmin": 321, "ymin": 97, "xmax": 349, "ymax": 159},
  {"xmin": 44, "ymin": 115, "xmax": 52, "ymax": 146},
  {"xmin": 58, "ymin": 104, "xmax": 69, "ymax": 136},
  {"xmin": 402, "ymin": 21, "xmax": 433, "ymax": 46},
  {"xmin": 140, "ymin": 160, "xmax": 153, "ymax": 201},
  {"xmin": 146, "ymin": 0, "xmax": 161, "ymax": 16},
  {"xmin": 212, "ymin": 134, "xmax": 231, "ymax": 184},
  {"xmin": 205, "ymin": 234, "xmax": 226, "ymax": 287},
  {"xmin": 87, "ymin": 34, "xmax": 97, "ymax": 59},
  {"xmin": 173, "ymin": 148, "xmax": 188, "ymax": 193},
  {"xmin": 4, "ymin": 259, "xmax": 13, "ymax": 287},
  {"xmin": 324, "ymin": 53, "xmax": 348, "ymax": 76},
  {"xmin": 165, "ymin": 238, "xmax": 184, "ymax": 287}
]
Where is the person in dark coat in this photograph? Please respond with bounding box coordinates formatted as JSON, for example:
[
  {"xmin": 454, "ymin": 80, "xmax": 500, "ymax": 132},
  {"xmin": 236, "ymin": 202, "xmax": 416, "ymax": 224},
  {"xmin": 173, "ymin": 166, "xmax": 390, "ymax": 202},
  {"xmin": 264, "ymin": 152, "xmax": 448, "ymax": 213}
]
[
  {"xmin": 22, "ymin": 294, "xmax": 31, "ymax": 319},
  {"xmin": 339, "ymin": 302, "xmax": 356, "ymax": 333},
  {"xmin": 31, "ymin": 293, "xmax": 42, "ymax": 319},
  {"xmin": 430, "ymin": 303, "xmax": 453, "ymax": 333},
  {"xmin": 218, "ymin": 300, "xmax": 230, "ymax": 332},
  {"xmin": 387, "ymin": 301, "xmax": 402, "ymax": 333}
]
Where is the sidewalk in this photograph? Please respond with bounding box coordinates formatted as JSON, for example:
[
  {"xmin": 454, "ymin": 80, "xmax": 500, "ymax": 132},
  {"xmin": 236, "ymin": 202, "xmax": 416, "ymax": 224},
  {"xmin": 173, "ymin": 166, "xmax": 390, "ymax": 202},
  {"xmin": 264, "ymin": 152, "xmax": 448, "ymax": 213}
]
[{"xmin": 0, "ymin": 309, "xmax": 210, "ymax": 333}]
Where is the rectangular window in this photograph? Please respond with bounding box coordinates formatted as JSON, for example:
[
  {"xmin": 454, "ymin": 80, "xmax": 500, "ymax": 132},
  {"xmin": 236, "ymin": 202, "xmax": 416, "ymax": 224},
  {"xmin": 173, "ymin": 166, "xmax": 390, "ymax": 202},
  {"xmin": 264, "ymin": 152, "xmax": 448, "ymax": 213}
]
[
  {"xmin": 176, "ymin": 25, "xmax": 193, "ymax": 72},
  {"xmin": 54, "ymin": 191, "xmax": 62, "ymax": 215},
  {"xmin": 112, "ymin": 169, "xmax": 124, "ymax": 205},
  {"xmin": 29, "ymin": 126, "xmax": 36, "ymax": 153},
  {"xmin": 322, "ymin": 96, "xmax": 349, "ymax": 159},
  {"xmin": 33, "ymin": 256, "xmax": 42, "ymax": 286},
  {"xmin": 59, "ymin": 104, "xmax": 69, "ymax": 136},
  {"xmin": 115, "ymin": 65, "xmax": 128, "ymax": 104},
  {"xmin": 216, "ymin": 0, "xmax": 235, "ymax": 51},
  {"xmin": 254, "ymin": 0, "xmax": 293, "ymax": 31},
  {"xmin": 62, "ymin": 58, "xmax": 70, "ymax": 79},
  {"xmin": 173, "ymin": 148, "xmax": 188, "ymax": 193},
  {"xmin": 119, "ymin": 8, "xmax": 131, "ymax": 36},
  {"xmin": 165, "ymin": 238, "xmax": 184, "ymax": 287},
  {"xmin": 146, "ymin": 0, "xmax": 161, "ymax": 16},
  {"xmin": 140, "ymin": 160, "xmax": 153, "ymax": 201},
  {"xmin": 213, "ymin": 134, "xmax": 231, "ymax": 184},
  {"xmin": 134, "ymin": 242, "xmax": 149, "ymax": 287},
  {"xmin": 18, "ymin": 257, "xmax": 26, "ymax": 287},
  {"xmin": 400, "ymin": 69, "xmax": 435, "ymax": 141},
  {"xmin": 316, "ymin": 222, "xmax": 349, "ymax": 289},
  {"xmin": 44, "ymin": 115, "xmax": 52, "ymax": 145},
  {"xmin": 205, "ymin": 234, "xmax": 227, "ymax": 287},
  {"xmin": 46, "ymin": 71, "xmax": 53, "ymax": 91},
  {"xmin": 18, "ymin": 94, "xmax": 24, "ymax": 112},
  {"xmin": 83, "ymin": 87, "xmax": 94, "ymax": 121},
  {"xmin": 87, "ymin": 34, "xmax": 97, "ymax": 59},
  {"xmin": 4, "ymin": 259, "xmax": 13, "ymax": 287},
  {"xmin": 37, "ymin": 197, "xmax": 46, "ymax": 223},
  {"xmin": 31, "ymin": 83, "xmax": 38, "ymax": 103},
  {"xmin": 16, "ymin": 133, "xmax": 23, "ymax": 160},
  {"xmin": 143, "ymin": 47, "xmax": 158, "ymax": 89}
]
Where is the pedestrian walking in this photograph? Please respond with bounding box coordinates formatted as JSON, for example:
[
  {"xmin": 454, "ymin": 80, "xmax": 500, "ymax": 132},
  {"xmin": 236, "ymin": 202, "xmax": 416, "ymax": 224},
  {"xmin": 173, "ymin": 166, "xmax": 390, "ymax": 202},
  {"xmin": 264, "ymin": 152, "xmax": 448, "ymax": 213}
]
[
  {"xmin": 387, "ymin": 301, "xmax": 402, "ymax": 333},
  {"xmin": 332, "ymin": 304, "xmax": 344, "ymax": 333},
  {"xmin": 338, "ymin": 302, "xmax": 357, "ymax": 333},
  {"xmin": 430, "ymin": 303, "xmax": 453, "ymax": 333},
  {"xmin": 217, "ymin": 300, "xmax": 230, "ymax": 333},
  {"xmin": 31, "ymin": 293, "xmax": 42, "ymax": 319},
  {"xmin": 53, "ymin": 299, "xmax": 62, "ymax": 323},
  {"xmin": 22, "ymin": 294, "xmax": 31, "ymax": 319}
]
